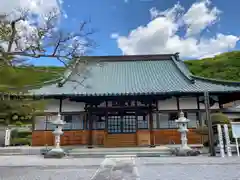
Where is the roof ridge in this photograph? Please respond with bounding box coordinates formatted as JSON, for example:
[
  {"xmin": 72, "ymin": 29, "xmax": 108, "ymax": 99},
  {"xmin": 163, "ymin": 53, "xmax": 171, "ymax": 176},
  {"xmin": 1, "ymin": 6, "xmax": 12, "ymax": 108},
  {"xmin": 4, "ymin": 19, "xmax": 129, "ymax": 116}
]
[
  {"xmin": 171, "ymin": 56, "xmax": 195, "ymax": 84},
  {"xmin": 192, "ymin": 75, "xmax": 240, "ymax": 86},
  {"xmin": 64, "ymin": 54, "xmax": 176, "ymax": 62}
]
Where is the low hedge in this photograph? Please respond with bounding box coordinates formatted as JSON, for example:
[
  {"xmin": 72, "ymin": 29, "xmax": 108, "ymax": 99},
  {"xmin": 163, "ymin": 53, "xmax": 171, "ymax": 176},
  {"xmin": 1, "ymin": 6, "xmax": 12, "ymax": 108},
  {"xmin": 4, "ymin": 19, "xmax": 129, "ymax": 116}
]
[
  {"xmin": 11, "ymin": 138, "xmax": 31, "ymax": 146},
  {"xmin": 17, "ymin": 131, "xmax": 32, "ymax": 138},
  {"xmin": 10, "ymin": 129, "xmax": 31, "ymax": 139}
]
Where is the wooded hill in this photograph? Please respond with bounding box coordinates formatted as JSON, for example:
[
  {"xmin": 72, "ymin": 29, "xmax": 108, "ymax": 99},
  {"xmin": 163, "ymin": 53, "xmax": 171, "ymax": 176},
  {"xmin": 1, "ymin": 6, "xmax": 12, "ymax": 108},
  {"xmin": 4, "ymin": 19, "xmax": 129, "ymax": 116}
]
[
  {"xmin": 2, "ymin": 51, "xmax": 240, "ymax": 87},
  {"xmin": 185, "ymin": 51, "xmax": 240, "ymax": 81}
]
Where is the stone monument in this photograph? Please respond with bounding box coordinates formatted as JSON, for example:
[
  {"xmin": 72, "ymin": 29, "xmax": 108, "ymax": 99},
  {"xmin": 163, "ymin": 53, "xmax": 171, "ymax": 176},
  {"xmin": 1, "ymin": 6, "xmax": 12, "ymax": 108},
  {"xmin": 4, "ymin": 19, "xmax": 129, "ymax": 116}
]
[
  {"xmin": 223, "ymin": 124, "xmax": 232, "ymax": 157},
  {"xmin": 173, "ymin": 111, "xmax": 200, "ymax": 156},
  {"xmin": 217, "ymin": 124, "xmax": 225, "ymax": 157},
  {"xmin": 44, "ymin": 113, "xmax": 66, "ymax": 158},
  {"xmin": 176, "ymin": 111, "xmax": 191, "ymax": 150}
]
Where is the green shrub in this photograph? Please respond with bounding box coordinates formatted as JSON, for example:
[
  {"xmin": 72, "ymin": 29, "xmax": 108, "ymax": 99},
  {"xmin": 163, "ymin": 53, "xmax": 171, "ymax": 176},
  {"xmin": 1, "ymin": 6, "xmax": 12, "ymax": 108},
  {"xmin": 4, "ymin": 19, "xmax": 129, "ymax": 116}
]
[
  {"xmin": 211, "ymin": 113, "xmax": 230, "ymax": 125},
  {"xmin": 11, "ymin": 138, "xmax": 31, "ymax": 146},
  {"xmin": 15, "ymin": 121, "xmax": 23, "ymax": 127},
  {"xmin": 17, "ymin": 131, "xmax": 31, "ymax": 138},
  {"xmin": 10, "ymin": 129, "xmax": 19, "ymax": 139}
]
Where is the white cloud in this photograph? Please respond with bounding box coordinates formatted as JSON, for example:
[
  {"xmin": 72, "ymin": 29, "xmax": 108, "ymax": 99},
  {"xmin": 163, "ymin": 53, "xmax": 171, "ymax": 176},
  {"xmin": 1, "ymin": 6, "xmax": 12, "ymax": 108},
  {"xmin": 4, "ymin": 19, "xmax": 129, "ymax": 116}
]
[
  {"xmin": 183, "ymin": 0, "xmax": 221, "ymax": 36},
  {"xmin": 111, "ymin": 0, "xmax": 239, "ymax": 58},
  {"xmin": 0, "ymin": 0, "xmax": 62, "ymax": 20}
]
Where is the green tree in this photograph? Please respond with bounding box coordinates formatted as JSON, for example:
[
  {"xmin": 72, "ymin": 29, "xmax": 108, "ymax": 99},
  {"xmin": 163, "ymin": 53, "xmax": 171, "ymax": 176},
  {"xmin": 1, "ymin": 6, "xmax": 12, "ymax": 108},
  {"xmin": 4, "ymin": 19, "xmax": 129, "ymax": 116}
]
[
  {"xmin": 185, "ymin": 51, "xmax": 240, "ymax": 81},
  {"xmin": 0, "ymin": 7, "xmax": 94, "ymax": 125}
]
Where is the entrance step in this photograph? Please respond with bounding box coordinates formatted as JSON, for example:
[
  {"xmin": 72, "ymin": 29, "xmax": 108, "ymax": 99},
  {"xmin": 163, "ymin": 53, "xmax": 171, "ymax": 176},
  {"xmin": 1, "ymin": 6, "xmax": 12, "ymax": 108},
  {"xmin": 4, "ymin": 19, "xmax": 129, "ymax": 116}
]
[
  {"xmin": 104, "ymin": 134, "xmax": 136, "ymax": 147},
  {"xmin": 69, "ymin": 147, "xmax": 173, "ymax": 158}
]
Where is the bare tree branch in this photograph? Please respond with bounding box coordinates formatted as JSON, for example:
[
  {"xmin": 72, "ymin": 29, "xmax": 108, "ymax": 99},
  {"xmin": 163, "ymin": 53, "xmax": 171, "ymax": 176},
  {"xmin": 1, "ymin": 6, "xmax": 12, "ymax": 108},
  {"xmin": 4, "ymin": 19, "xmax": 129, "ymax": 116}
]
[{"xmin": 0, "ymin": 7, "xmax": 96, "ymax": 92}]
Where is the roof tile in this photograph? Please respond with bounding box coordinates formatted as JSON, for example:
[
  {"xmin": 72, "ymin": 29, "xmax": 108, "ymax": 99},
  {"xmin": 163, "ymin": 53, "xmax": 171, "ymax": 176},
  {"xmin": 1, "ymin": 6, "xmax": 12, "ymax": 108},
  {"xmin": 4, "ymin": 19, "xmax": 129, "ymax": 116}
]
[{"xmin": 30, "ymin": 55, "xmax": 240, "ymax": 96}]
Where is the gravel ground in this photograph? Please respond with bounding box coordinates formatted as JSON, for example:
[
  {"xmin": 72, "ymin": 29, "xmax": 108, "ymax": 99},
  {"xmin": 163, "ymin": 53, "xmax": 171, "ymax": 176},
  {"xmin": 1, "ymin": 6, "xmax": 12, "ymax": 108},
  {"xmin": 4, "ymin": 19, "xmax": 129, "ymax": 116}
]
[{"xmin": 0, "ymin": 156, "xmax": 240, "ymax": 180}]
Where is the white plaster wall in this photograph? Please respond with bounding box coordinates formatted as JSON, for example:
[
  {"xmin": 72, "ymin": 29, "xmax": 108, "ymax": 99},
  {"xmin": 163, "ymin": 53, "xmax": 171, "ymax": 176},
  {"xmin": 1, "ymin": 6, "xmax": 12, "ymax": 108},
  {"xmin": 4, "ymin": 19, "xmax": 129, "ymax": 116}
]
[
  {"xmin": 198, "ymin": 96, "xmax": 219, "ymax": 110},
  {"xmin": 158, "ymin": 97, "xmax": 220, "ymax": 110},
  {"xmin": 179, "ymin": 97, "xmax": 197, "ymax": 110},
  {"xmin": 158, "ymin": 97, "xmax": 177, "ymax": 110},
  {"xmin": 34, "ymin": 114, "xmax": 84, "ymax": 130},
  {"xmin": 43, "ymin": 99, "xmax": 85, "ymax": 112},
  {"xmin": 147, "ymin": 112, "xmax": 198, "ymax": 129},
  {"xmin": 199, "ymin": 102, "xmax": 220, "ymax": 110}
]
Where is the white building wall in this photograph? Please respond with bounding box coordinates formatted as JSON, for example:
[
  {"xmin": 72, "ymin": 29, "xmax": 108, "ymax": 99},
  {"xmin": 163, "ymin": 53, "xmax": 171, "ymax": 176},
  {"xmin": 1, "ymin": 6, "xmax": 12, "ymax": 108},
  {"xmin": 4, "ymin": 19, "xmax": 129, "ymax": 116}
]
[
  {"xmin": 179, "ymin": 97, "xmax": 198, "ymax": 109},
  {"xmin": 158, "ymin": 96, "xmax": 220, "ymax": 110},
  {"xmin": 44, "ymin": 99, "xmax": 85, "ymax": 112},
  {"xmin": 158, "ymin": 97, "xmax": 177, "ymax": 110}
]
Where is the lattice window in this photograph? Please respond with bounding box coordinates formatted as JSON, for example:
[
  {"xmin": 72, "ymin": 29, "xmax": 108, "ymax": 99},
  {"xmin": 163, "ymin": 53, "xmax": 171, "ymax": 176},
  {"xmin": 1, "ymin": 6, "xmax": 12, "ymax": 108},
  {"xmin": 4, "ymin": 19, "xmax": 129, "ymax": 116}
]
[
  {"xmin": 107, "ymin": 116, "xmax": 121, "ymax": 133},
  {"xmin": 122, "ymin": 116, "xmax": 136, "ymax": 133},
  {"xmin": 138, "ymin": 116, "xmax": 148, "ymax": 129}
]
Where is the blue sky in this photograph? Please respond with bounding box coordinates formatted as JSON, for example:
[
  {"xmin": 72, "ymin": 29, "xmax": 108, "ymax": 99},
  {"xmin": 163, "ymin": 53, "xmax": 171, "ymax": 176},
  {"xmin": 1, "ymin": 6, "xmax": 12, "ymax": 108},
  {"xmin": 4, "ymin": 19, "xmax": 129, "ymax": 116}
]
[
  {"xmin": 60, "ymin": 0, "xmax": 240, "ymax": 56},
  {"xmin": 3, "ymin": 0, "xmax": 240, "ymax": 66}
]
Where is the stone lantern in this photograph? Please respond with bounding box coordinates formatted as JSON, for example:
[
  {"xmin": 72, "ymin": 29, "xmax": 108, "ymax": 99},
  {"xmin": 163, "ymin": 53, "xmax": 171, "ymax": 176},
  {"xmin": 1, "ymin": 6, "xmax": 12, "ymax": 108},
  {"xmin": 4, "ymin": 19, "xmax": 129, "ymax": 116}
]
[
  {"xmin": 175, "ymin": 111, "xmax": 191, "ymax": 150},
  {"xmin": 45, "ymin": 113, "xmax": 66, "ymax": 158}
]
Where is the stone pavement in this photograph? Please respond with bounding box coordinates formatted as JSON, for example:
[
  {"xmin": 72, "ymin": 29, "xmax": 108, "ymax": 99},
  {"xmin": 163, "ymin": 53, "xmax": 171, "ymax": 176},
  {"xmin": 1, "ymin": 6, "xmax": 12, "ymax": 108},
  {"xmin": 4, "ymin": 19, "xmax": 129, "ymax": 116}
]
[{"xmin": 0, "ymin": 156, "xmax": 240, "ymax": 179}]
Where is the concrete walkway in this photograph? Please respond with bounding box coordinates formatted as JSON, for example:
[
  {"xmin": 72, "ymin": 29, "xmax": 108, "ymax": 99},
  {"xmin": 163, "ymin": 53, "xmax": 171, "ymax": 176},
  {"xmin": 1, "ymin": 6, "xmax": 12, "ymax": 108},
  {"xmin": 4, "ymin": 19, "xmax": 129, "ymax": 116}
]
[
  {"xmin": 0, "ymin": 155, "xmax": 239, "ymax": 167},
  {"xmin": 0, "ymin": 144, "xmax": 204, "ymax": 157},
  {"xmin": 1, "ymin": 156, "xmax": 240, "ymax": 180}
]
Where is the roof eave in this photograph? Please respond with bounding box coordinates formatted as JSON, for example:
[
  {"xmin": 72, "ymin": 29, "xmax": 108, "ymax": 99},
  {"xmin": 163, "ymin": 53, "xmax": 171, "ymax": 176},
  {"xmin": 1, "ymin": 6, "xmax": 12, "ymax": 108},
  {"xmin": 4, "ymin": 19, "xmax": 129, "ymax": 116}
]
[{"xmin": 192, "ymin": 75, "xmax": 240, "ymax": 86}]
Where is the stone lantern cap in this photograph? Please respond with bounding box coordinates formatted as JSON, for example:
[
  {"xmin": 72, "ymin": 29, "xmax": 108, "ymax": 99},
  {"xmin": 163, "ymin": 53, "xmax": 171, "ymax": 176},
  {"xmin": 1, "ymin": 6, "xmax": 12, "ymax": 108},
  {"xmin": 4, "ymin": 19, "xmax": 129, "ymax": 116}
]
[
  {"xmin": 51, "ymin": 113, "xmax": 66, "ymax": 125},
  {"xmin": 175, "ymin": 111, "xmax": 190, "ymax": 123}
]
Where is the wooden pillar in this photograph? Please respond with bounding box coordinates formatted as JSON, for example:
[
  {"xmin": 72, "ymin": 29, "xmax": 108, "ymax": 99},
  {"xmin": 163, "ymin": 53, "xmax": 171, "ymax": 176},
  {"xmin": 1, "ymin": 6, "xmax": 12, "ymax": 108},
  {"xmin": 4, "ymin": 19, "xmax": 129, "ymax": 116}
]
[
  {"xmin": 149, "ymin": 104, "xmax": 155, "ymax": 147},
  {"xmin": 104, "ymin": 101, "xmax": 108, "ymax": 147},
  {"xmin": 176, "ymin": 97, "xmax": 180, "ymax": 111},
  {"xmin": 196, "ymin": 96, "xmax": 201, "ymax": 125},
  {"xmin": 204, "ymin": 92, "xmax": 216, "ymax": 156},
  {"xmin": 88, "ymin": 105, "xmax": 93, "ymax": 148},
  {"xmin": 218, "ymin": 96, "xmax": 223, "ymax": 109},
  {"xmin": 135, "ymin": 100, "xmax": 138, "ymax": 146},
  {"xmin": 59, "ymin": 98, "xmax": 63, "ymax": 113},
  {"xmin": 105, "ymin": 101, "xmax": 108, "ymax": 132}
]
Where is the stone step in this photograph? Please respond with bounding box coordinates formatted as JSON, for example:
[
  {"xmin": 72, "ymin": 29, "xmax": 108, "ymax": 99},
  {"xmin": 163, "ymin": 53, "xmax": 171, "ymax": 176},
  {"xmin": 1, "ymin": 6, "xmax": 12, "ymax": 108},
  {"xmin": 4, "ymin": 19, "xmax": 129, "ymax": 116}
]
[
  {"xmin": 69, "ymin": 147, "xmax": 171, "ymax": 153},
  {"xmin": 69, "ymin": 151, "xmax": 172, "ymax": 158}
]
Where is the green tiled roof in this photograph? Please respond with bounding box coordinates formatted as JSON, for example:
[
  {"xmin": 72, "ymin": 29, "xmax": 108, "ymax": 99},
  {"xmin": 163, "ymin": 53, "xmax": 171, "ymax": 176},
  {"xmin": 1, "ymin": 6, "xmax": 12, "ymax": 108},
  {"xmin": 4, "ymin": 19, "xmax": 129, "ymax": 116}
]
[{"xmin": 30, "ymin": 54, "xmax": 240, "ymax": 96}]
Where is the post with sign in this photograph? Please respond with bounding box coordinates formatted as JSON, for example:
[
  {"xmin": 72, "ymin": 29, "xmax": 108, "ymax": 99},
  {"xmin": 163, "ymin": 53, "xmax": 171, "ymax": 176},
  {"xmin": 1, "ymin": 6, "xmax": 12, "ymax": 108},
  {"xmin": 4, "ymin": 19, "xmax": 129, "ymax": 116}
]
[{"xmin": 231, "ymin": 122, "xmax": 240, "ymax": 157}]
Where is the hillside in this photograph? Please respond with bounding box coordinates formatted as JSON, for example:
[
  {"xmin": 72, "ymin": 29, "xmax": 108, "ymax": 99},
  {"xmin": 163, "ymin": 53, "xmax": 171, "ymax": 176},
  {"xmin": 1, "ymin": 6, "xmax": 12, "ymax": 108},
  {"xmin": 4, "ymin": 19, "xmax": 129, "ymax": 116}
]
[
  {"xmin": 0, "ymin": 66, "xmax": 65, "ymax": 88},
  {"xmin": 1, "ymin": 51, "xmax": 240, "ymax": 87},
  {"xmin": 185, "ymin": 51, "xmax": 240, "ymax": 81}
]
